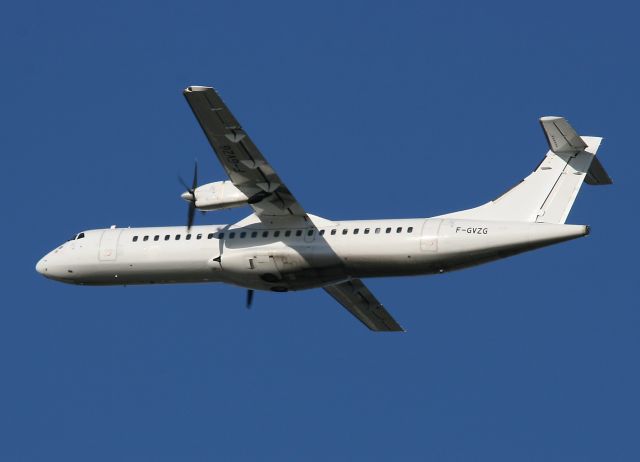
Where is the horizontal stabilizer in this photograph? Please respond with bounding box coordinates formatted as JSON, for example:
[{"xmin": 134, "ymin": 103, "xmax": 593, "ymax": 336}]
[
  {"xmin": 540, "ymin": 116, "xmax": 588, "ymax": 153},
  {"xmin": 585, "ymin": 156, "xmax": 613, "ymax": 185}
]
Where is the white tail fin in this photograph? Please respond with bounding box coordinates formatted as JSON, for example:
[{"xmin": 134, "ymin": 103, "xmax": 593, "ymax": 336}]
[{"xmin": 439, "ymin": 116, "xmax": 611, "ymax": 224}]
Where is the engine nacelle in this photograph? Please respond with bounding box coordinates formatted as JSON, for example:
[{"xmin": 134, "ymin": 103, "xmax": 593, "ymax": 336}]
[{"xmin": 190, "ymin": 181, "xmax": 250, "ymax": 211}]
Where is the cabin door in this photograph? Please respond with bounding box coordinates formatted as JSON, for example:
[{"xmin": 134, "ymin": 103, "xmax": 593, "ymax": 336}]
[
  {"xmin": 420, "ymin": 219, "xmax": 441, "ymax": 252},
  {"xmin": 99, "ymin": 229, "xmax": 122, "ymax": 261}
]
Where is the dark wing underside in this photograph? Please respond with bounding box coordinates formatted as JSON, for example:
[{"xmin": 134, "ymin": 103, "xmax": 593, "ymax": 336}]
[
  {"xmin": 324, "ymin": 279, "xmax": 404, "ymax": 332},
  {"xmin": 183, "ymin": 86, "xmax": 308, "ymax": 220}
]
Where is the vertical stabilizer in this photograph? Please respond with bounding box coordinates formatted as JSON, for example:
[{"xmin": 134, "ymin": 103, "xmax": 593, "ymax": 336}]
[{"xmin": 438, "ymin": 117, "xmax": 611, "ymax": 224}]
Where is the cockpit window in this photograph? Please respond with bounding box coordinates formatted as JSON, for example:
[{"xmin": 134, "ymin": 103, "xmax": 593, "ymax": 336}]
[{"xmin": 70, "ymin": 232, "xmax": 86, "ymax": 241}]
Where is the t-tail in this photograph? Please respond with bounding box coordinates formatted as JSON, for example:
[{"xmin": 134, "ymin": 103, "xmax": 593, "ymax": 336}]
[{"xmin": 440, "ymin": 116, "xmax": 612, "ymax": 224}]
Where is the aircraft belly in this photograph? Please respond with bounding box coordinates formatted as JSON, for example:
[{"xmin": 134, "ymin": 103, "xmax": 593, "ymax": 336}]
[
  {"xmin": 220, "ymin": 242, "xmax": 347, "ymax": 291},
  {"xmin": 337, "ymin": 238, "xmax": 427, "ymax": 278}
]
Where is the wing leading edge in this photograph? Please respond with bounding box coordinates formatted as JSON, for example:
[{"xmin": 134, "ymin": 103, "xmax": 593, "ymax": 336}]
[
  {"xmin": 183, "ymin": 86, "xmax": 308, "ymax": 220},
  {"xmin": 324, "ymin": 279, "xmax": 404, "ymax": 332}
]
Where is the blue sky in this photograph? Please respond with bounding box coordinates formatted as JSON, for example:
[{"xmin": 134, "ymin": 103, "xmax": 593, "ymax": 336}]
[{"xmin": 1, "ymin": 1, "xmax": 638, "ymax": 460}]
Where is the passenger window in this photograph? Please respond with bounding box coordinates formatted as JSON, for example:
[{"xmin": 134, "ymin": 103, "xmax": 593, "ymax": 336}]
[
  {"xmin": 208, "ymin": 233, "xmax": 214, "ymax": 239},
  {"xmin": 154, "ymin": 235, "xmax": 159, "ymax": 241},
  {"xmin": 331, "ymin": 229, "xmax": 337, "ymax": 235},
  {"xmin": 354, "ymin": 229, "xmax": 359, "ymax": 235},
  {"xmin": 375, "ymin": 228, "xmax": 381, "ymax": 234},
  {"xmin": 342, "ymin": 229, "xmax": 348, "ymax": 235},
  {"xmin": 262, "ymin": 231, "xmax": 269, "ymax": 238},
  {"xmin": 407, "ymin": 227, "xmax": 413, "ymax": 233},
  {"xmin": 386, "ymin": 227, "xmax": 391, "ymax": 234},
  {"xmin": 285, "ymin": 230, "xmax": 291, "ymax": 237},
  {"xmin": 397, "ymin": 227, "xmax": 402, "ymax": 233},
  {"xmin": 240, "ymin": 232, "xmax": 246, "ymax": 238},
  {"xmin": 251, "ymin": 231, "xmax": 258, "ymax": 238},
  {"xmin": 197, "ymin": 234, "xmax": 202, "ymax": 240},
  {"xmin": 186, "ymin": 234, "xmax": 191, "ymax": 240},
  {"xmin": 364, "ymin": 228, "xmax": 370, "ymax": 234},
  {"xmin": 164, "ymin": 235, "xmax": 170, "ymax": 241},
  {"xmin": 319, "ymin": 230, "xmax": 325, "ymax": 236},
  {"xmin": 175, "ymin": 235, "xmax": 181, "ymax": 240},
  {"xmin": 274, "ymin": 231, "xmax": 280, "ymax": 237},
  {"xmin": 132, "ymin": 236, "xmax": 138, "ymax": 242},
  {"xmin": 307, "ymin": 230, "xmax": 314, "ymax": 236},
  {"xmin": 295, "ymin": 230, "xmax": 302, "ymax": 237},
  {"xmin": 143, "ymin": 236, "xmax": 149, "ymax": 241},
  {"xmin": 229, "ymin": 232, "xmax": 235, "ymax": 239}
]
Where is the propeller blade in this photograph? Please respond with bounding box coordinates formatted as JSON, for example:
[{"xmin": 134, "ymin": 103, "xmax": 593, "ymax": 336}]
[
  {"xmin": 246, "ymin": 289, "xmax": 254, "ymax": 309},
  {"xmin": 179, "ymin": 160, "xmax": 199, "ymax": 231},
  {"xmin": 177, "ymin": 175, "xmax": 191, "ymax": 192},
  {"xmin": 187, "ymin": 201, "xmax": 196, "ymax": 231},
  {"xmin": 192, "ymin": 160, "xmax": 198, "ymax": 191}
]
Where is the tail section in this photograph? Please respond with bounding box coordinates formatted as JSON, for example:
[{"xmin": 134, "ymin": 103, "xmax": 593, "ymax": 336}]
[{"xmin": 439, "ymin": 116, "xmax": 611, "ymax": 224}]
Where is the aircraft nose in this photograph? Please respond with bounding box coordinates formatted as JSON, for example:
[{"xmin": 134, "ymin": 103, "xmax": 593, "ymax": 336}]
[
  {"xmin": 35, "ymin": 254, "xmax": 73, "ymax": 282},
  {"xmin": 36, "ymin": 257, "xmax": 46, "ymax": 275}
]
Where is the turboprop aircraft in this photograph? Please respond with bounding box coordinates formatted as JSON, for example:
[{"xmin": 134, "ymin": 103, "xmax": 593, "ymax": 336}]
[{"xmin": 35, "ymin": 86, "xmax": 612, "ymax": 331}]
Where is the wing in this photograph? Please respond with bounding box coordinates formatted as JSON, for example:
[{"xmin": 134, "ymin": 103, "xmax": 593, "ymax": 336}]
[
  {"xmin": 183, "ymin": 86, "xmax": 308, "ymax": 220},
  {"xmin": 324, "ymin": 279, "xmax": 404, "ymax": 332}
]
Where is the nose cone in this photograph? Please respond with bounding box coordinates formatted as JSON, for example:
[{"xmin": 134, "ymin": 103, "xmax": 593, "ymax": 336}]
[
  {"xmin": 35, "ymin": 251, "xmax": 72, "ymax": 282},
  {"xmin": 181, "ymin": 191, "xmax": 194, "ymax": 202},
  {"xmin": 36, "ymin": 257, "xmax": 46, "ymax": 275}
]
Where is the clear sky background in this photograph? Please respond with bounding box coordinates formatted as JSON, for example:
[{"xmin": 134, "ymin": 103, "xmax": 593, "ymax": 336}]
[{"xmin": 1, "ymin": 1, "xmax": 638, "ymax": 460}]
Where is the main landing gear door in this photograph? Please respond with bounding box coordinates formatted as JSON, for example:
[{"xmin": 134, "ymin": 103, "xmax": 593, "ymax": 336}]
[
  {"xmin": 249, "ymin": 254, "xmax": 282, "ymax": 282},
  {"xmin": 420, "ymin": 219, "xmax": 441, "ymax": 252}
]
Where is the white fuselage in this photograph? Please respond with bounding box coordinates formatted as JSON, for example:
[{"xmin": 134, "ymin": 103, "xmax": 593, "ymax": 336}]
[{"xmin": 36, "ymin": 215, "xmax": 589, "ymax": 292}]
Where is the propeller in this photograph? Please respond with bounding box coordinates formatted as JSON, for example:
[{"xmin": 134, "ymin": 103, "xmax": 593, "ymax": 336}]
[
  {"xmin": 178, "ymin": 160, "xmax": 198, "ymax": 231},
  {"xmin": 246, "ymin": 289, "xmax": 254, "ymax": 309}
]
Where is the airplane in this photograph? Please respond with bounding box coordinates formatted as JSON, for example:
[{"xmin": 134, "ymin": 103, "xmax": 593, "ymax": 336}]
[{"xmin": 35, "ymin": 86, "xmax": 612, "ymax": 331}]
